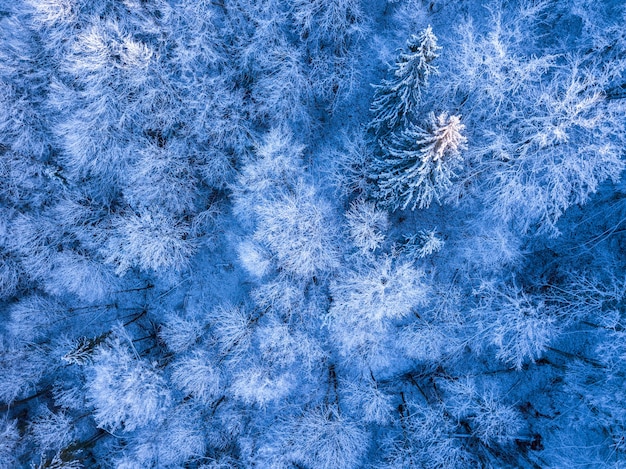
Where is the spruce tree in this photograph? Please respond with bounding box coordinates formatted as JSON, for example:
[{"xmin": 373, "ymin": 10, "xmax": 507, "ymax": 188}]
[
  {"xmin": 372, "ymin": 112, "xmax": 466, "ymax": 210},
  {"xmin": 370, "ymin": 26, "xmax": 440, "ymax": 133}
]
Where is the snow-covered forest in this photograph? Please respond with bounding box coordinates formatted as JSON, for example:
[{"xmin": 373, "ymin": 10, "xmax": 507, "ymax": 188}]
[{"xmin": 1, "ymin": 0, "xmax": 626, "ymax": 467}]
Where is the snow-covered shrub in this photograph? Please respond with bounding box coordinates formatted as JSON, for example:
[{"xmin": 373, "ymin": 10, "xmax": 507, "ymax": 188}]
[
  {"xmin": 128, "ymin": 405, "xmax": 207, "ymax": 468},
  {"xmin": 86, "ymin": 331, "xmax": 171, "ymax": 432},
  {"xmin": 328, "ymin": 256, "xmax": 428, "ymax": 369},
  {"xmin": 172, "ymin": 350, "xmax": 221, "ymax": 403},
  {"xmin": 441, "ymin": 378, "xmax": 523, "ymax": 448},
  {"xmin": 251, "ymin": 42, "xmax": 311, "ymax": 129},
  {"xmin": 343, "ymin": 376, "xmax": 394, "ymax": 424},
  {"xmin": 399, "ymin": 322, "xmax": 455, "ymax": 362},
  {"xmin": 253, "ymin": 182, "xmax": 339, "ymax": 278},
  {"xmin": 0, "ymin": 418, "xmax": 19, "ymax": 468},
  {"xmin": 231, "ymin": 364, "xmax": 294, "ymax": 408},
  {"xmin": 6, "ymin": 295, "xmax": 63, "ymax": 344},
  {"xmin": 330, "ymin": 256, "xmax": 427, "ymax": 323},
  {"xmin": 291, "ymin": 0, "xmax": 364, "ymax": 53},
  {"xmin": 401, "ymin": 228, "xmax": 444, "ymax": 259},
  {"xmin": 372, "ymin": 112, "xmax": 467, "ymax": 210},
  {"xmin": 232, "ymin": 128, "xmax": 305, "ymax": 221},
  {"xmin": 472, "ymin": 394, "xmax": 523, "ymax": 447},
  {"xmin": 210, "ymin": 304, "xmax": 254, "ymax": 360},
  {"xmin": 256, "ymin": 318, "xmax": 297, "ymax": 367},
  {"xmin": 237, "ymin": 240, "xmax": 272, "ymax": 279},
  {"xmin": 345, "ymin": 198, "xmax": 389, "ymax": 253},
  {"xmin": 0, "ymin": 253, "xmax": 19, "ymax": 300},
  {"xmin": 445, "ymin": 10, "xmax": 626, "ymax": 234},
  {"xmin": 474, "ymin": 282, "xmax": 560, "ymax": 370},
  {"xmin": 29, "ymin": 407, "xmax": 74, "ymax": 453},
  {"xmin": 0, "ymin": 15, "xmax": 52, "ymax": 160},
  {"xmin": 124, "ymin": 141, "xmax": 199, "ymax": 216},
  {"xmin": 286, "ymin": 406, "xmax": 368, "ymax": 469},
  {"xmin": 159, "ymin": 315, "xmax": 203, "ymax": 354},
  {"xmin": 0, "ymin": 340, "xmax": 50, "ymax": 404},
  {"xmin": 382, "ymin": 403, "xmax": 476, "ymax": 469},
  {"xmin": 327, "ymin": 129, "xmax": 373, "ymax": 198},
  {"xmin": 103, "ymin": 208, "xmax": 195, "ymax": 274}
]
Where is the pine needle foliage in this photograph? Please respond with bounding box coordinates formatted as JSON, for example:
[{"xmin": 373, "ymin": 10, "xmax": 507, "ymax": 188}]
[
  {"xmin": 372, "ymin": 112, "xmax": 467, "ymax": 210},
  {"xmin": 370, "ymin": 26, "xmax": 441, "ymax": 133}
]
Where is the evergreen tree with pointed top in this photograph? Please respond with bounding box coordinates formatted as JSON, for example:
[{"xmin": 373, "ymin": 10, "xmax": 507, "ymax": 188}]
[
  {"xmin": 372, "ymin": 112, "xmax": 466, "ymax": 210},
  {"xmin": 370, "ymin": 26, "xmax": 441, "ymax": 133}
]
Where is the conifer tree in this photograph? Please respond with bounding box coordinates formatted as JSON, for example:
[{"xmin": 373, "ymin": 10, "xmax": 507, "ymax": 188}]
[
  {"xmin": 370, "ymin": 26, "xmax": 440, "ymax": 133},
  {"xmin": 372, "ymin": 112, "xmax": 467, "ymax": 210}
]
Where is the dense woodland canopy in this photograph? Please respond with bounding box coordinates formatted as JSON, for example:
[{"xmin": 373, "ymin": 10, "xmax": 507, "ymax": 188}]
[{"xmin": 1, "ymin": 0, "xmax": 626, "ymax": 467}]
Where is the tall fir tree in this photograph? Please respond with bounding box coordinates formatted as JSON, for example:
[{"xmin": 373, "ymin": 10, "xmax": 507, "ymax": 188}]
[
  {"xmin": 370, "ymin": 26, "xmax": 440, "ymax": 133},
  {"xmin": 372, "ymin": 112, "xmax": 466, "ymax": 210}
]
